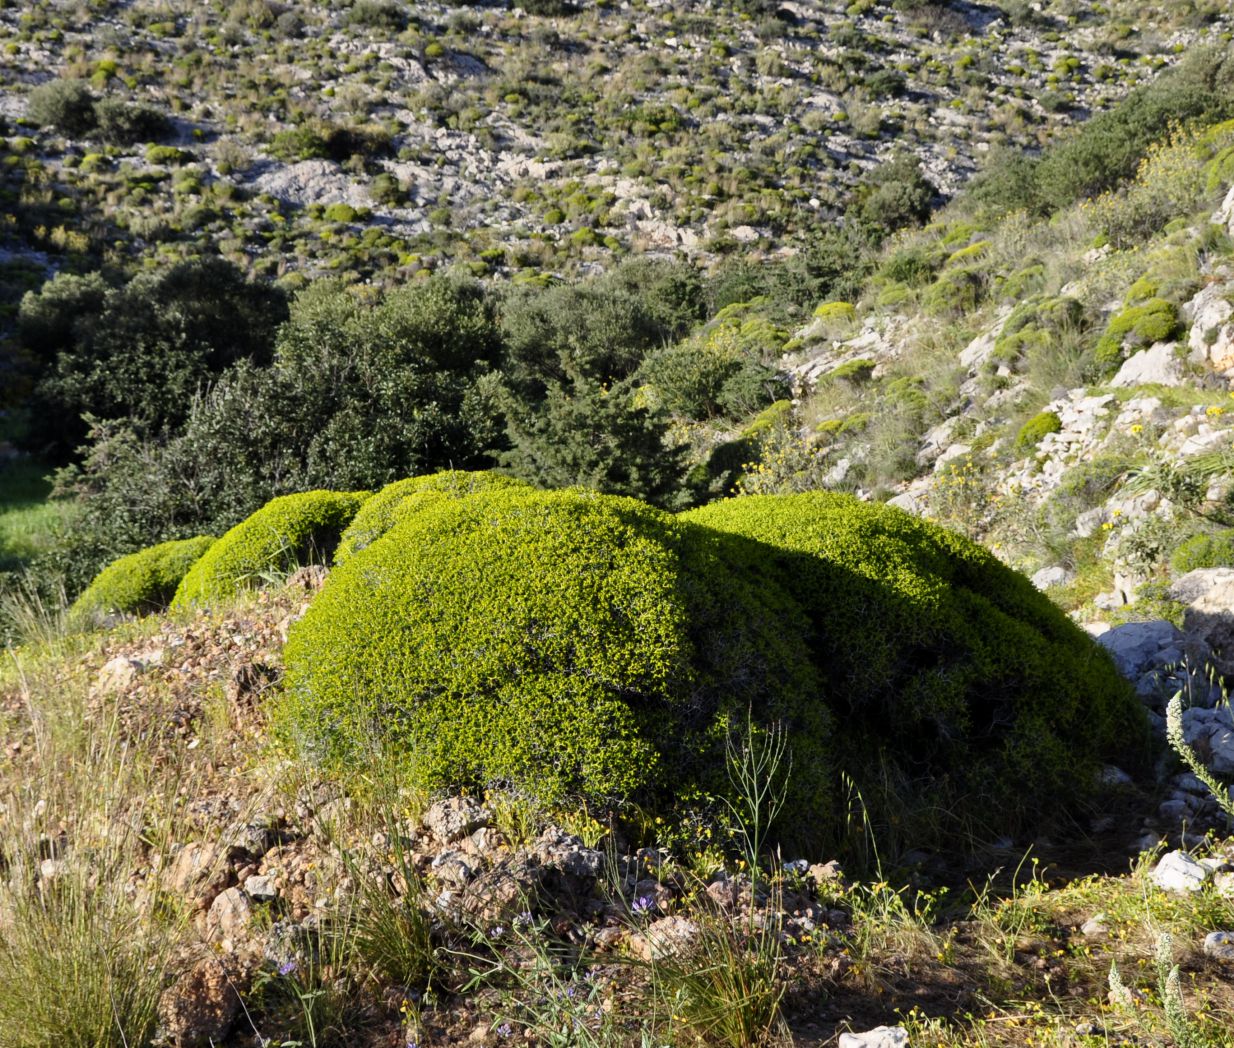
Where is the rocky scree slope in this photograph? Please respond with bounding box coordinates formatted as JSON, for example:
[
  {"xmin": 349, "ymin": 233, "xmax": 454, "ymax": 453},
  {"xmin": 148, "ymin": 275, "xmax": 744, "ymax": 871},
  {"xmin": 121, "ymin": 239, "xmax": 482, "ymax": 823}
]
[{"xmin": 0, "ymin": 0, "xmax": 1229, "ymax": 294}]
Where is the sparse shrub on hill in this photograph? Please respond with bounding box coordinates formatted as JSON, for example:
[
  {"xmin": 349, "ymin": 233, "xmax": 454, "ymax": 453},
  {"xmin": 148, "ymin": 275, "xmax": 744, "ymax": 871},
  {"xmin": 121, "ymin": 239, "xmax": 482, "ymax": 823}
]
[
  {"xmin": 93, "ymin": 97, "xmax": 170, "ymax": 146},
  {"xmin": 27, "ymin": 78, "xmax": 97, "ymax": 136},
  {"xmin": 970, "ymin": 46, "xmax": 1234, "ymax": 217},
  {"xmin": 848, "ymin": 152, "xmax": 938, "ymax": 244},
  {"xmin": 1093, "ymin": 298, "xmax": 1180, "ymax": 372},
  {"xmin": 279, "ymin": 487, "xmax": 829, "ymax": 830},
  {"xmin": 1015, "ymin": 411, "xmax": 1063, "ymax": 452},
  {"xmin": 1171, "ymin": 530, "xmax": 1234, "ymax": 572},
  {"xmin": 70, "ymin": 535, "xmax": 213, "ymax": 624},
  {"xmin": 683, "ymin": 494, "xmax": 1145, "ymax": 843},
  {"xmin": 172, "ymin": 490, "xmax": 369, "ymax": 607},
  {"xmin": 335, "ymin": 470, "xmax": 530, "ymax": 563}
]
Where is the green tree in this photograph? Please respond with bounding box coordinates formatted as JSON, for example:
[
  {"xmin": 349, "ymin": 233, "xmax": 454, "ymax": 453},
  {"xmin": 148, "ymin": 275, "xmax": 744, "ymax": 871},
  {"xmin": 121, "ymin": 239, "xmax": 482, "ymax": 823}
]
[{"xmin": 500, "ymin": 377, "xmax": 686, "ymax": 507}]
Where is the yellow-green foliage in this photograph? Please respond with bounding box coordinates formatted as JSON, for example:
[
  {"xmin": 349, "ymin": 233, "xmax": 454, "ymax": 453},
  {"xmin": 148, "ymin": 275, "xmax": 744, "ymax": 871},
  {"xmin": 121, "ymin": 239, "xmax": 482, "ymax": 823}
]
[
  {"xmin": 683, "ymin": 494, "xmax": 1145, "ymax": 839},
  {"xmin": 172, "ymin": 490, "xmax": 369, "ymax": 607},
  {"xmin": 821, "ymin": 358, "xmax": 876, "ymax": 385},
  {"xmin": 279, "ymin": 488, "xmax": 828, "ymax": 829},
  {"xmin": 1094, "ymin": 298, "xmax": 1179, "ymax": 370},
  {"xmin": 993, "ymin": 297, "xmax": 1083, "ymax": 369},
  {"xmin": 813, "ymin": 301, "xmax": 856, "ymax": 322},
  {"xmin": 741, "ymin": 399, "xmax": 793, "ymax": 441},
  {"xmin": 335, "ymin": 470, "xmax": 529, "ymax": 564},
  {"xmin": 1172, "ymin": 531, "xmax": 1234, "ymax": 573},
  {"xmin": 1015, "ymin": 410, "xmax": 1064, "ymax": 451},
  {"xmin": 279, "ymin": 485, "xmax": 1143, "ymax": 850},
  {"xmin": 70, "ymin": 536, "xmax": 214, "ymax": 623},
  {"xmin": 923, "ymin": 266, "xmax": 984, "ymax": 317}
]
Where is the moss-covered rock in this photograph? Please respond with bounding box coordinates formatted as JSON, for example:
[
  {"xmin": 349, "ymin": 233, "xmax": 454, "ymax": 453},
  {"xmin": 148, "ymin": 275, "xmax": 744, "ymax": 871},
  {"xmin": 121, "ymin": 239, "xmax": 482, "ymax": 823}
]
[
  {"xmin": 682, "ymin": 494, "xmax": 1145, "ymax": 840},
  {"xmin": 70, "ymin": 536, "xmax": 215, "ymax": 624},
  {"xmin": 335, "ymin": 471, "xmax": 530, "ymax": 564},
  {"xmin": 172, "ymin": 490, "xmax": 369, "ymax": 608},
  {"xmin": 280, "ymin": 487, "xmax": 826, "ymax": 824}
]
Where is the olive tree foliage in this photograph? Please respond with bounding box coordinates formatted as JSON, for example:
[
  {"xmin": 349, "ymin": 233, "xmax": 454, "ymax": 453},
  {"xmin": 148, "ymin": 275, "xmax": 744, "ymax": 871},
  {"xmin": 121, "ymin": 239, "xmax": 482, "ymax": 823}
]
[{"xmin": 17, "ymin": 258, "xmax": 287, "ymax": 458}]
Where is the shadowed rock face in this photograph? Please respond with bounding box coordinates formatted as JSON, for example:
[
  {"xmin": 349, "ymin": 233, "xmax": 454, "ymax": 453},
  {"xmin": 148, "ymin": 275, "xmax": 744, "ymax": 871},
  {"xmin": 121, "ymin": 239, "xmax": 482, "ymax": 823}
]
[{"xmin": 1171, "ymin": 568, "xmax": 1234, "ymax": 677}]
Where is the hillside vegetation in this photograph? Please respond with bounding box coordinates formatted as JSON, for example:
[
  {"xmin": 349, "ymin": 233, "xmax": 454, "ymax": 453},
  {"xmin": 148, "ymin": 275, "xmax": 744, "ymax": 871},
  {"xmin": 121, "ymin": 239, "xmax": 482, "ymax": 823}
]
[{"xmin": 4, "ymin": 3, "xmax": 1234, "ymax": 1047}]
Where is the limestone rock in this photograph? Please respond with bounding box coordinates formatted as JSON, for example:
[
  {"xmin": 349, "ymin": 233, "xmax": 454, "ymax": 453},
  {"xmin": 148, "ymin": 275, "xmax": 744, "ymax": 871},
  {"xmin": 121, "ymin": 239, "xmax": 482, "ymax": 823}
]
[
  {"xmin": 206, "ymin": 887, "xmax": 253, "ymax": 943},
  {"xmin": 1031, "ymin": 565, "xmax": 1073, "ymax": 591},
  {"xmin": 1110, "ymin": 341, "xmax": 1185, "ymax": 387},
  {"xmin": 158, "ymin": 958, "xmax": 241, "ymax": 1047},
  {"xmin": 630, "ymin": 915, "xmax": 699, "ymax": 961},
  {"xmin": 839, "ymin": 1027, "xmax": 910, "ymax": 1048},
  {"xmin": 1095, "ymin": 620, "xmax": 1184, "ymax": 679},
  {"xmin": 423, "ymin": 796, "xmax": 491, "ymax": 843},
  {"xmin": 1185, "ymin": 281, "xmax": 1234, "ymax": 374},
  {"xmin": 95, "ymin": 656, "xmax": 145, "ymax": 694},
  {"xmin": 1151, "ymin": 850, "xmax": 1209, "ymax": 893},
  {"xmin": 1202, "ymin": 930, "xmax": 1234, "ymax": 961},
  {"xmin": 1215, "ymin": 184, "xmax": 1234, "ymax": 235},
  {"xmin": 1169, "ymin": 568, "xmax": 1234, "ymax": 675}
]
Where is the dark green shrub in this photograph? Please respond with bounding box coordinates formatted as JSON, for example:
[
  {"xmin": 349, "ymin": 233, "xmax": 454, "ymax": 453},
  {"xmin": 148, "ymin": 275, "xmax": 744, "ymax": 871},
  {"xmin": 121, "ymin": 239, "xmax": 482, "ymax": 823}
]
[
  {"xmin": 345, "ymin": 0, "xmax": 407, "ymax": 30},
  {"xmin": 499, "ymin": 377, "xmax": 687, "ymax": 508},
  {"xmin": 172, "ymin": 490, "xmax": 369, "ymax": 607},
  {"xmin": 1015, "ymin": 411, "xmax": 1063, "ymax": 452},
  {"xmin": 70, "ymin": 535, "xmax": 214, "ymax": 624},
  {"xmin": 335, "ymin": 470, "xmax": 529, "ymax": 563},
  {"xmin": 1172, "ymin": 531, "xmax": 1234, "ymax": 573},
  {"xmin": 848, "ymin": 153, "xmax": 937, "ymax": 243},
  {"xmin": 27, "ymin": 79, "xmax": 97, "ymax": 136},
  {"xmin": 683, "ymin": 494, "xmax": 1145, "ymax": 842},
  {"xmin": 93, "ymin": 97, "xmax": 170, "ymax": 146},
  {"xmin": 279, "ymin": 487, "xmax": 826, "ymax": 822},
  {"xmin": 19, "ymin": 258, "xmax": 287, "ymax": 458}
]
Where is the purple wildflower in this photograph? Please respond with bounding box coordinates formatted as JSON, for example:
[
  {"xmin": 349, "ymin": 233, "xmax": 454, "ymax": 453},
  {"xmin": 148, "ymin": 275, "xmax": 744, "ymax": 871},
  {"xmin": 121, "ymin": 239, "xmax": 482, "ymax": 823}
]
[
  {"xmin": 631, "ymin": 894, "xmax": 655, "ymax": 915},
  {"xmin": 277, "ymin": 960, "xmax": 297, "ymax": 976}
]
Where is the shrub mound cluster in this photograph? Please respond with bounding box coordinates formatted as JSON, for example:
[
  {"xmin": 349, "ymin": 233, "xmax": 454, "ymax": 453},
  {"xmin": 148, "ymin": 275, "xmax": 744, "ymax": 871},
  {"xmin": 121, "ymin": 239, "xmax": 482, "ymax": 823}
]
[
  {"xmin": 70, "ymin": 536, "xmax": 215, "ymax": 623},
  {"xmin": 281, "ymin": 487, "xmax": 827, "ymax": 822},
  {"xmin": 335, "ymin": 471, "xmax": 530, "ymax": 564},
  {"xmin": 172, "ymin": 490, "xmax": 369, "ymax": 608},
  {"xmin": 280, "ymin": 482, "xmax": 1144, "ymax": 849}
]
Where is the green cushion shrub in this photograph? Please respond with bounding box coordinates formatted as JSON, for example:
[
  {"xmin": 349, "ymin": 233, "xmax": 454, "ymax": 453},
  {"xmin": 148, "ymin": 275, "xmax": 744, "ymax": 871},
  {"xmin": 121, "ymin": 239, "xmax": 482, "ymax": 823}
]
[
  {"xmin": 280, "ymin": 484, "xmax": 1143, "ymax": 851},
  {"xmin": 1094, "ymin": 298, "xmax": 1179, "ymax": 371},
  {"xmin": 1172, "ymin": 531, "xmax": 1234, "ymax": 573},
  {"xmin": 335, "ymin": 471, "xmax": 530, "ymax": 564},
  {"xmin": 279, "ymin": 488, "xmax": 827, "ymax": 828},
  {"xmin": 1015, "ymin": 410, "xmax": 1063, "ymax": 452},
  {"xmin": 172, "ymin": 490, "xmax": 369, "ymax": 608},
  {"xmin": 70, "ymin": 536, "xmax": 215, "ymax": 624},
  {"xmin": 683, "ymin": 494, "xmax": 1145, "ymax": 842}
]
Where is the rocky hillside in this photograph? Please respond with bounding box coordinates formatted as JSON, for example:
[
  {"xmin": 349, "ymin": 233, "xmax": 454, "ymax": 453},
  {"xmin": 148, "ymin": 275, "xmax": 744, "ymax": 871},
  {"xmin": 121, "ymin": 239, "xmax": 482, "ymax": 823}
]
[
  {"xmin": 1, "ymin": 0, "xmax": 1230, "ymax": 296},
  {"xmin": 4, "ymin": 6, "xmax": 1234, "ymax": 1047}
]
